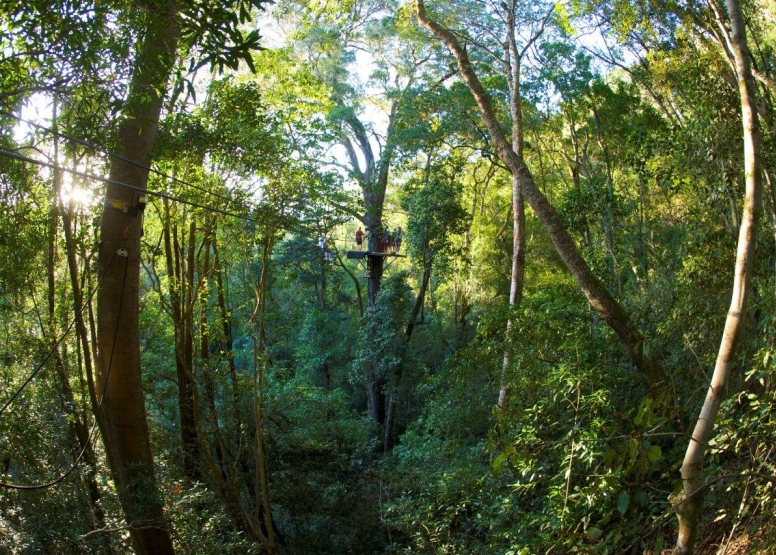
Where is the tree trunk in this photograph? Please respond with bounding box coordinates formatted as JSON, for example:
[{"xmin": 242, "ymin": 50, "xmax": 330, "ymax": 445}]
[
  {"xmin": 671, "ymin": 0, "xmax": 762, "ymax": 551},
  {"xmin": 251, "ymin": 233, "xmax": 278, "ymax": 553},
  {"xmin": 51, "ymin": 113, "xmax": 110, "ymax": 547},
  {"xmin": 213, "ymin": 236, "xmax": 247, "ymax": 458},
  {"xmin": 335, "ymin": 249, "xmax": 365, "ymax": 317},
  {"xmin": 338, "ymin": 99, "xmax": 398, "ymax": 428},
  {"xmin": 416, "ymin": 1, "xmax": 664, "ymax": 393},
  {"xmin": 163, "ymin": 205, "xmax": 202, "ymax": 482},
  {"xmin": 383, "ymin": 260, "xmax": 434, "ymax": 451},
  {"xmin": 217, "ymin": 234, "xmax": 262, "ymax": 512},
  {"xmin": 200, "ymin": 234, "xmax": 224, "ymax": 463},
  {"xmin": 199, "ymin": 233, "xmax": 231, "ymax": 486},
  {"xmin": 182, "ymin": 219, "xmax": 202, "ymax": 479},
  {"xmin": 62, "ymin": 186, "xmax": 99, "ymax": 414},
  {"xmin": 96, "ymin": 2, "xmax": 181, "ymax": 552},
  {"xmin": 763, "ymin": 171, "xmax": 776, "ymax": 297},
  {"xmin": 164, "ymin": 232, "xmax": 275, "ymax": 551},
  {"xmin": 365, "ymin": 199, "xmax": 388, "ymax": 426},
  {"xmin": 499, "ymin": 11, "xmax": 527, "ymax": 408}
]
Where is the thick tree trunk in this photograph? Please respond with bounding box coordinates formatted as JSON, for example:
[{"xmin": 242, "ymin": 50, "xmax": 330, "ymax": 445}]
[
  {"xmin": 416, "ymin": 1, "xmax": 664, "ymax": 392},
  {"xmin": 671, "ymin": 0, "xmax": 762, "ymax": 552},
  {"xmin": 96, "ymin": 2, "xmax": 181, "ymax": 552}
]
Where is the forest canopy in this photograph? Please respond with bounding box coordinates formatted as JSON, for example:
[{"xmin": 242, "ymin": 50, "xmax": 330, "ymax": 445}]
[{"xmin": 1, "ymin": 0, "xmax": 776, "ymax": 553}]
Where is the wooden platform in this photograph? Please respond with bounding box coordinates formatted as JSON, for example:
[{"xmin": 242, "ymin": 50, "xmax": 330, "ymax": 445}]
[{"xmin": 346, "ymin": 250, "xmax": 404, "ymax": 259}]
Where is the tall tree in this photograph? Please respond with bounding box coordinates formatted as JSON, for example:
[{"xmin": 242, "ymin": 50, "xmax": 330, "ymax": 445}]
[
  {"xmin": 51, "ymin": 105, "xmax": 111, "ymax": 547},
  {"xmin": 96, "ymin": 2, "xmax": 182, "ymax": 552},
  {"xmin": 415, "ymin": 0, "xmax": 666, "ymax": 393},
  {"xmin": 271, "ymin": 0, "xmax": 439, "ymax": 426},
  {"xmin": 96, "ymin": 0, "xmax": 269, "ymax": 551},
  {"xmin": 382, "ymin": 159, "xmax": 469, "ymax": 449},
  {"xmin": 500, "ymin": 0, "xmax": 553, "ymax": 406},
  {"xmin": 670, "ymin": 0, "xmax": 762, "ymax": 551},
  {"xmin": 161, "ymin": 201, "xmax": 205, "ymax": 483}
]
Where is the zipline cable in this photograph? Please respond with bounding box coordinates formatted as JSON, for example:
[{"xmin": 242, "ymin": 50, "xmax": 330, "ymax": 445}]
[
  {"xmin": 0, "ymin": 148, "xmax": 262, "ymax": 224},
  {"xmin": 1, "ymin": 110, "xmax": 245, "ymax": 210},
  {"xmin": 2, "ymin": 113, "xmax": 359, "ymax": 235},
  {"xmin": 0, "ymin": 251, "xmax": 118, "ymax": 418},
  {"xmin": 0, "ymin": 147, "xmax": 329, "ymax": 236},
  {"xmin": 0, "ymin": 249, "xmax": 129, "ymax": 490}
]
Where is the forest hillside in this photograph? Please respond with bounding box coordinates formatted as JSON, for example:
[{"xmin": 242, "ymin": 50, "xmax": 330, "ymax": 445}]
[{"xmin": 2, "ymin": 0, "xmax": 776, "ymax": 553}]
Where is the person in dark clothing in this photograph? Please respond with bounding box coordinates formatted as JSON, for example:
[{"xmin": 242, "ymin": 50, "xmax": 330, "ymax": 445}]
[{"xmin": 392, "ymin": 226, "xmax": 402, "ymax": 253}]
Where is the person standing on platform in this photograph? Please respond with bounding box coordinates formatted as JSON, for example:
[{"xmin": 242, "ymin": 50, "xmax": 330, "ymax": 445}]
[
  {"xmin": 319, "ymin": 235, "xmax": 333, "ymax": 261},
  {"xmin": 355, "ymin": 227, "xmax": 364, "ymax": 251},
  {"xmin": 392, "ymin": 226, "xmax": 403, "ymax": 253}
]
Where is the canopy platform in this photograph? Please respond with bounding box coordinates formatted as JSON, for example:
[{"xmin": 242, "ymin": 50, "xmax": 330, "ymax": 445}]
[
  {"xmin": 346, "ymin": 250, "xmax": 405, "ymax": 277},
  {"xmin": 346, "ymin": 250, "xmax": 405, "ymax": 260}
]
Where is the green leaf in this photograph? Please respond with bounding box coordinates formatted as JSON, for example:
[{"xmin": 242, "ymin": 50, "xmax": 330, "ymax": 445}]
[
  {"xmin": 492, "ymin": 452, "xmax": 508, "ymax": 471},
  {"xmin": 617, "ymin": 490, "xmax": 630, "ymax": 515},
  {"xmin": 645, "ymin": 444, "xmax": 662, "ymax": 463},
  {"xmin": 585, "ymin": 527, "xmax": 603, "ymax": 540}
]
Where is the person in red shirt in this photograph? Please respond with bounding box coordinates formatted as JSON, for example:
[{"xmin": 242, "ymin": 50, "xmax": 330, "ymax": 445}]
[{"xmin": 355, "ymin": 227, "xmax": 364, "ymax": 251}]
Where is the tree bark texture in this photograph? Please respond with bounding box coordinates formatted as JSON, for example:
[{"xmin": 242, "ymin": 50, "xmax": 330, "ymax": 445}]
[
  {"xmin": 416, "ymin": 0, "xmax": 664, "ymax": 393},
  {"xmin": 672, "ymin": 0, "xmax": 762, "ymax": 552},
  {"xmin": 96, "ymin": 2, "xmax": 181, "ymax": 553}
]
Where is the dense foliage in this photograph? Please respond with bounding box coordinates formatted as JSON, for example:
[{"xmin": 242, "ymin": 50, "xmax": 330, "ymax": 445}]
[{"xmin": 2, "ymin": 0, "xmax": 776, "ymax": 553}]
